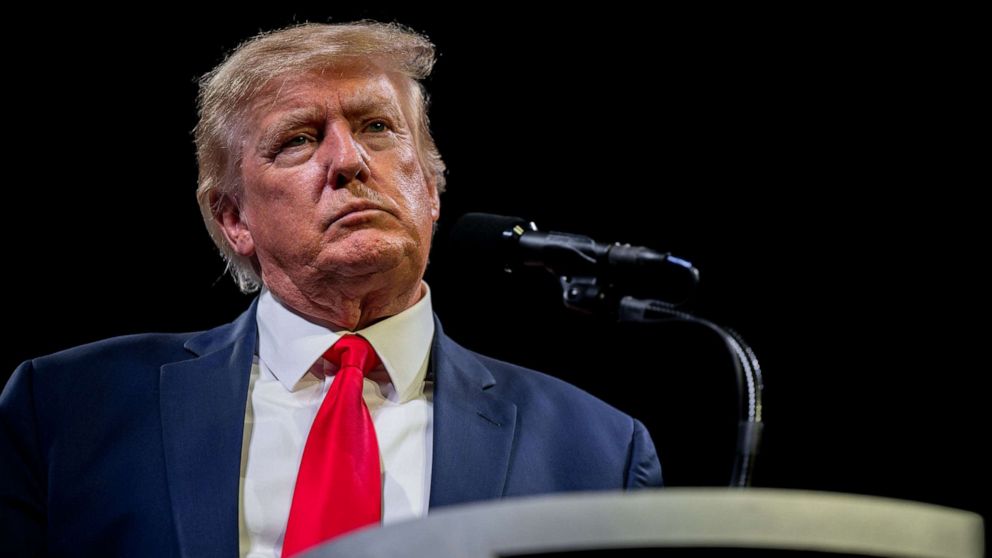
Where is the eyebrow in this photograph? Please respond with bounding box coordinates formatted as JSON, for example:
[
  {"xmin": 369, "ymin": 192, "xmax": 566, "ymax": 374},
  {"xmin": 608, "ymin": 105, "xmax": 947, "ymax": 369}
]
[
  {"xmin": 344, "ymin": 94, "xmax": 404, "ymax": 121},
  {"xmin": 255, "ymin": 106, "xmax": 326, "ymax": 154},
  {"xmin": 253, "ymin": 91, "xmax": 407, "ymax": 154}
]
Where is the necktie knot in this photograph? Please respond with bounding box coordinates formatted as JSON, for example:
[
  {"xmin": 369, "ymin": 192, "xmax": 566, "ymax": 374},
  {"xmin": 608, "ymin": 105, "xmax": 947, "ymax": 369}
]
[{"xmin": 324, "ymin": 335, "xmax": 380, "ymax": 375}]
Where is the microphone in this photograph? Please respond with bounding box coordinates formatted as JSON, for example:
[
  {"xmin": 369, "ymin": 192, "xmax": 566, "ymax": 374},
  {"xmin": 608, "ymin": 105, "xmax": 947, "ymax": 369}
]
[{"xmin": 449, "ymin": 213, "xmax": 699, "ymax": 290}]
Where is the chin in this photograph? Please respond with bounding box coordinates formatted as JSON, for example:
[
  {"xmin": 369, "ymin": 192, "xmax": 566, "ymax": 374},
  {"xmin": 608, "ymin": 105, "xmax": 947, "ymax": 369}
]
[{"xmin": 321, "ymin": 232, "xmax": 412, "ymax": 278}]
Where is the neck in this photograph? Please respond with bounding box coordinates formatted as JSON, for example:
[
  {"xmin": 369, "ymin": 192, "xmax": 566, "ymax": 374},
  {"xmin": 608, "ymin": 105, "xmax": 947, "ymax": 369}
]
[{"xmin": 263, "ymin": 274, "xmax": 425, "ymax": 331}]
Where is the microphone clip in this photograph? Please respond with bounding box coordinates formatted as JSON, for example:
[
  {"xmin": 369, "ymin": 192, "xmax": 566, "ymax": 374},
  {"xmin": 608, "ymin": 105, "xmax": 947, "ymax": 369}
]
[{"xmin": 559, "ymin": 275, "xmax": 613, "ymax": 315}]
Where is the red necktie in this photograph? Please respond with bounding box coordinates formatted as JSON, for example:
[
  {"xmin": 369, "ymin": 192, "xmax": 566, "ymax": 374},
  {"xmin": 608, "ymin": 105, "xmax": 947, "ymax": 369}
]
[{"xmin": 282, "ymin": 335, "xmax": 382, "ymax": 557}]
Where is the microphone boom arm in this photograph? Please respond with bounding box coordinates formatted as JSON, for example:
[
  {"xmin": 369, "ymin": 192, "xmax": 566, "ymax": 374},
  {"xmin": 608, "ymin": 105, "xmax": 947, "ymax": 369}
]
[
  {"xmin": 617, "ymin": 296, "xmax": 764, "ymax": 488},
  {"xmin": 556, "ymin": 274, "xmax": 764, "ymax": 488}
]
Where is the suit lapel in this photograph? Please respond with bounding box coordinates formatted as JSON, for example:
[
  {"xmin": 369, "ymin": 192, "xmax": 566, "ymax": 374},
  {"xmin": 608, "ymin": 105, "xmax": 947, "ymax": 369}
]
[
  {"xmin": 159, "ymin": 304, "xmax": 516, "ymax": 547},
  {"xmin": 159, "ymin": 300, "xmax": 258, "ymax": 558},
  {"xmin": 429, "ymin": 320, "xmax": 518, "ymax": 508}
]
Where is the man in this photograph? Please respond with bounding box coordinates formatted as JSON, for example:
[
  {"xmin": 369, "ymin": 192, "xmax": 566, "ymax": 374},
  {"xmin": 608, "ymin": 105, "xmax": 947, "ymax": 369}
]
[{"xmin": 0, "ymin": 21, "xmax": 661, "ymax": 557}]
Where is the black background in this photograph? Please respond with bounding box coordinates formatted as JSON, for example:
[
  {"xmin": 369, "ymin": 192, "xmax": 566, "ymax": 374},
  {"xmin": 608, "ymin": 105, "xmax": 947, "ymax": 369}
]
[{"xmin": 2, "ymin": 5, "xmax": 985, "ymax": 535}]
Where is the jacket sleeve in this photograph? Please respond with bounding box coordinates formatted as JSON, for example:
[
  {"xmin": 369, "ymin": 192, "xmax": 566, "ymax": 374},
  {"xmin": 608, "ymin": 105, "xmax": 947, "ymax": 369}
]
[
  {"xmin": 624, "ymin": 418, "xmax": 663, "ymax": 488},
  {"xmin": 0, "ymin": 361, "xmax": 46, "ymax": 557}
]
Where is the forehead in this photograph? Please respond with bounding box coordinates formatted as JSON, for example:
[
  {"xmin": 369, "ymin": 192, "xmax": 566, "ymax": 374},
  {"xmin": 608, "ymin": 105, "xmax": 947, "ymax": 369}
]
[{"xmin": 246, "ymin": 65, "xmax": 409, "ymax": 127}]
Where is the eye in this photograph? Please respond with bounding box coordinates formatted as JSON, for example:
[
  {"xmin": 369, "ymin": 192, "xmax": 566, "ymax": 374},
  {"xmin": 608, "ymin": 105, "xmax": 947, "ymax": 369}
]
[
  {"xmin": 283, "ymin": 135, "xmax": 312, "ymax": 148},
  {"xmin": 365, "ymin": 120, "xmax": 389, "ymax": 133}
]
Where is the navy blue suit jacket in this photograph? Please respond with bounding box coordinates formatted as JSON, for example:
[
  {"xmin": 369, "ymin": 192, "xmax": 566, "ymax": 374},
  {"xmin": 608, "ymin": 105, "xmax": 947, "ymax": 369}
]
[{"xmin": 0, "ymin": 299, "xmax": 661, "ymax": 557}]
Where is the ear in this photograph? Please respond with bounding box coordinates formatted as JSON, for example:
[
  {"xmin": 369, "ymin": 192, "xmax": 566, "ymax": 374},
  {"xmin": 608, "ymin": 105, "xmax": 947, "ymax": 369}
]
[
  {"xmin": 428, "ymin": 176, "xmax": 441, "ymax": 222},
  {"xmin": 209, "ymin": 192, "xmax": 255, "ymax": 257}
]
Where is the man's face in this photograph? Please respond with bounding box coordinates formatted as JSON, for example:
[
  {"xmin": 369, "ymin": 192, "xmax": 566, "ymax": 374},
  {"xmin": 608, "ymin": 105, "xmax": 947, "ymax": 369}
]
[{"xmin": 229, "ymin": 66, "xmax": 440, "ymax": 299}]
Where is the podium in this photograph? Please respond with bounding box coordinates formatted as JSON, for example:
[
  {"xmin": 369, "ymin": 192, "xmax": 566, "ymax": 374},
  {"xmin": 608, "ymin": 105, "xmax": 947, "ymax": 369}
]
[{"xmin": 304, "ymin": 489, "xmax": 984, "ymax": 558}]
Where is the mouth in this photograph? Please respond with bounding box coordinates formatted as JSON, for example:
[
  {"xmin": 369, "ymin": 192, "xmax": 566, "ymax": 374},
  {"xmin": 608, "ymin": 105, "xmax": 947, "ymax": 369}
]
[{"xmin": 327, "ymin": 200, "xmax": 389, "ymax": 228}]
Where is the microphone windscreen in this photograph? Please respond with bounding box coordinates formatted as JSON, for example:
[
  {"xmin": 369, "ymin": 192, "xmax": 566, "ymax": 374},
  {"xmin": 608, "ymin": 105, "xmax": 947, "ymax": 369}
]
[{"xmin": 448, "ymin": 213, "xmax": 530, "ymax": 268}]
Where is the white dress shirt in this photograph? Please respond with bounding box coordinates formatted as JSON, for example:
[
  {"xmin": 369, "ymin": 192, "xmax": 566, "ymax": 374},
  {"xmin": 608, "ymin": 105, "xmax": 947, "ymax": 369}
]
[{"xmin": 238, "ymin": 285, "xmax": 435, "ymax": 558}]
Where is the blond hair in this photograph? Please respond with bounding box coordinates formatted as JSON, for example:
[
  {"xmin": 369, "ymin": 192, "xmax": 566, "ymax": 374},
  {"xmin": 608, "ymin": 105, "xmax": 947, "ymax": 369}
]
[{"xmin": 194, "ymin": 21, "xmax": 446, "ymax": 292}]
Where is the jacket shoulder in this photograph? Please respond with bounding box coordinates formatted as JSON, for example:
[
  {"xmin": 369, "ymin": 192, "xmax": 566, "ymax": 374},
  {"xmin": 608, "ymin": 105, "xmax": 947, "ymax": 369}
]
[
  {"xmin": 30, "ymin": 332, "xmax": 200, "ymax": 370},
  {"xmin": 25, "ymin": 299, "xmax": 258, "ymax": 374},
  {"xmin": 438, "ymin": 331, "xmax": 635, "ymax": 430},
  {"xmin": 480, "ymin": 352, "xmax": 628, "ymax": 416},
  {"xmin": 435, "ymin": 330, "xmax": 662, "ymax": 490}
]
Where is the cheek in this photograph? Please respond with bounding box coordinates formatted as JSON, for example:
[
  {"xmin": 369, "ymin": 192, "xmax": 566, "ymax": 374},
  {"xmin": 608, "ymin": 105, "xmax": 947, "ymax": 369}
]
[
  {"xmin": 256, "ymin": 166, "xmax": 325, "ymax": 204},
  {"xmin": 240, "ymin": 170, "xmax": 326, "ymax": 251},
  {"xmin": 242, "ymin": 166, "xmax": 327, "ymax": 229},
  {"xmin": 390, "ymin": 150, "xmax": 434, "ymax": 216}
]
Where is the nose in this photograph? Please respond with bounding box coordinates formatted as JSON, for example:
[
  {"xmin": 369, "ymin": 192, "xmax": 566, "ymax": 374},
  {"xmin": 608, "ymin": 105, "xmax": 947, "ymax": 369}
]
[{"xmin": 321, "ymin": 122, "xmax": 371, "ymax": 188}]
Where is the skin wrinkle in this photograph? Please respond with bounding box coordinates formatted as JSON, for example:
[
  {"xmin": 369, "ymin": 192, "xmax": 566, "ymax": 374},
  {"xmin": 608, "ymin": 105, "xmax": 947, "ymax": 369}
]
[
  {"xmin": 264, "ymin": 76, "xmax": 291, "ymax": 115},
  {"xmin": 255, "ymin": 107, "xmax": 327, "ymax": 157},
  {"xmin": 216, "ymin": 64, "xmax": 439, "ymax": 331},
  {"xmin": 255, "ymin": 86, "xmax": 407, "ymax": 160}
]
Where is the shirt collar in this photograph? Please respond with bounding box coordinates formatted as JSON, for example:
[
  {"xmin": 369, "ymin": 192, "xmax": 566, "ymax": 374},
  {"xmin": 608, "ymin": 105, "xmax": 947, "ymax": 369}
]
[{"xmin": 256, "ymin": 283, "xmax": 435, "ymax": 401}]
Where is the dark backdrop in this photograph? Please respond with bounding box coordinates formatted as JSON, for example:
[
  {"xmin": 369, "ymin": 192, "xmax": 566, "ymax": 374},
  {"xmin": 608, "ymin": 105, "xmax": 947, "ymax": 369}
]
[{"xmin": 2, "ymin": 6, "xmax": 985, "ymax": 533}]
